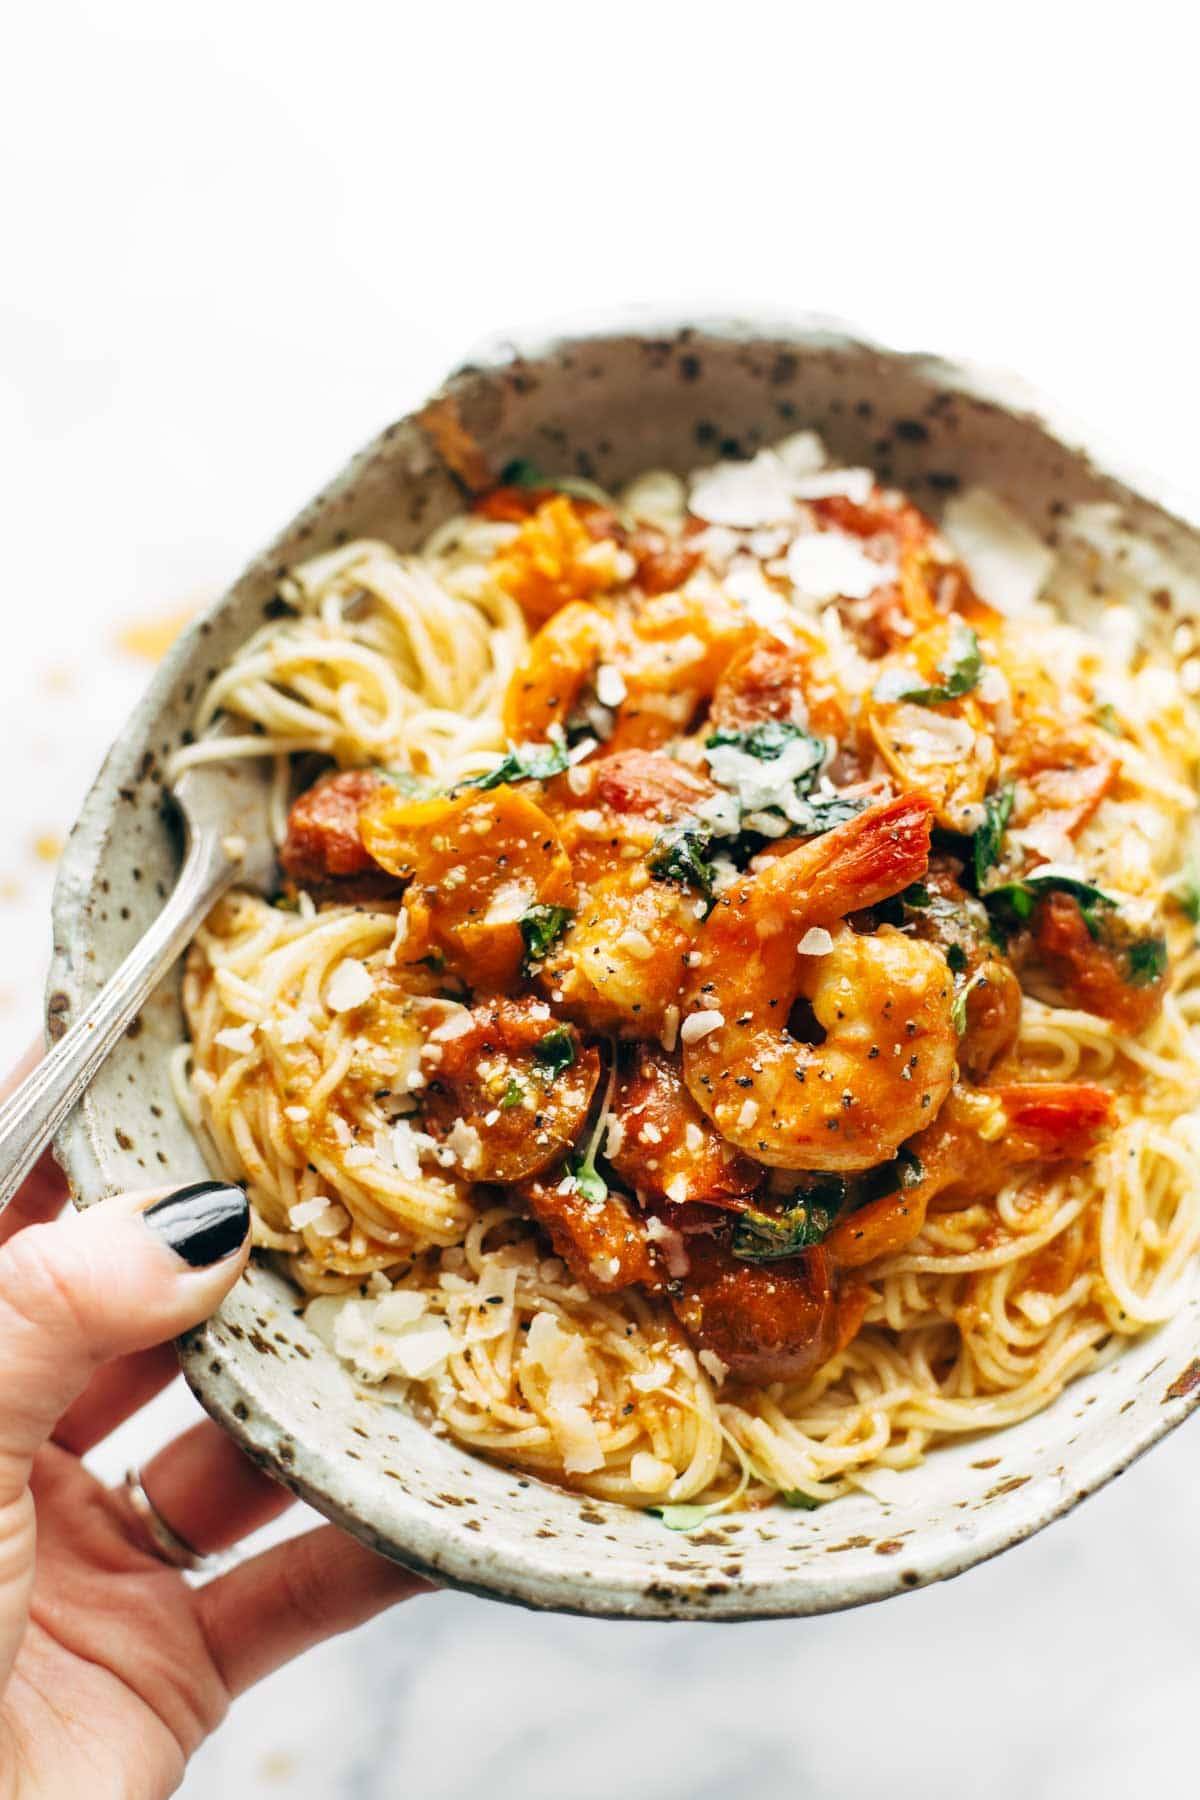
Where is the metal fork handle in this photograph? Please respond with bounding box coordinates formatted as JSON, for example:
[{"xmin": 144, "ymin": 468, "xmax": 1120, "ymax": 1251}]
[{"xmin": 0, "ymin": 830, "xmax": 235, "ymax": 1214}]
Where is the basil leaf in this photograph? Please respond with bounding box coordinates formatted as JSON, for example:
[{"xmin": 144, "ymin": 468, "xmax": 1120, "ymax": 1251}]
[
  {"xmin": 946, "ymin": 943, "xmax": 969, "ymax": 976},
  {"xmin": 1126, "ymin": 936, "xmax": 1167, "ymax": 985},
  {"xmin": 903, "ymin": 883, "xmax": 932, "ymax": 908},
  {"xmin": 779, "ymin": 1490, "xmax": 824, "ymax": 1510},
  {"xmin": 460, "ymin": 740, "xmax": 570, "ymax": 791},
  {"xmin": 731, "ymin": 1178, "xmax": 848, "ymax": 1260},
  {"xmin": 500, "ymin": 1078, "xmax": 525, "ymax": 1110},
  {"xmin": 500, "ymin": 459, "xmax": 616, "ymax": 510},
  {"xmin": 646, "ymin": 1502, "xmax": 726, "ymax": 1532},
  {"xmin": 571, "ymin": 1164, "xmax": 608, "ymax": 1203},
  {"xmin": 533, "ymin": 1026, "xmax": 577, "ymax": 1079},
  {"xmin": 648, "ymin": 824, "xmax": 716, "ymax": 900},
  {"xmin": 519, "ymin": 903, "xmax": 573, "ymax": 970},
  {"xmin": 983, "ymin": 868, "xmax": 1117, "ymax": 937},
  {"xmin": 972, "ymin": 782, "xmax": 1015, "ymax": 887},
  {"xmin": 1170, "ymin": 859, "xmax": 1200, "ymax": 924},
  {"xmin": 705, "ymin": 720, "xmax": 814, "ymax": 761},
  {"xmin": 874, "ymin": 622, "xmax": 982, "ymax": 708},
  {"xmin": 783, "ymin": 792, "xmax": 870, "ymax": 834}
]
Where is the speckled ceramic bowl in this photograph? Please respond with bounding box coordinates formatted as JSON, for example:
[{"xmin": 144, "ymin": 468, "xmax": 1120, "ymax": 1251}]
[{"xmin": 47, "ymin": 313, "xmax": 1200, "ymax": 1619}]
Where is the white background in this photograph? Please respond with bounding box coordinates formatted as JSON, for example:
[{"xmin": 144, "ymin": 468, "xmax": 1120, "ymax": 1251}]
[{"xmin": 4, "ymin": 4, "xmax": 1199, "ymax": 1795}]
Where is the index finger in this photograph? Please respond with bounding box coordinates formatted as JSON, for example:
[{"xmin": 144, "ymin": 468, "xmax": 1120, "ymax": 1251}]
[{"xmin": 0, "ymin": 1044, "xmax": 70, "ymax": 1247}]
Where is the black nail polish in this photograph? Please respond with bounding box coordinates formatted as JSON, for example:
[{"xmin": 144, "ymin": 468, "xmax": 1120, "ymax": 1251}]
[{"xmin": 144, "ymin": 1181, "xmax": 249, "ymax": 1267}]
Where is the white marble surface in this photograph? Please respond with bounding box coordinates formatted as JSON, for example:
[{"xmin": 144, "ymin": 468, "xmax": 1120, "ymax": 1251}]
[{"xmin": 5, "ymin": 6, "xmax": 1200, "ymax": 1794}]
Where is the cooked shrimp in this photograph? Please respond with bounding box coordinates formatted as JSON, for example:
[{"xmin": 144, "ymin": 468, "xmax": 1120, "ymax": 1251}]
[
  {"xmin": 503, "ymin": 586, "xmax": 752, "ymax": 751},
  {"xmin": 827, "ymin": 1080, "xmax": 1115, "ymax": 1267},
  {"xmin": 708, "ymin": 629, "xmax": 850, "ymax": 740},
  {"xmin": 682, "ymin": 794, "xmax": 957, "ymax": 1170},
  {"xmin": 607, "ymin": 1044, "xmax": 762, "ymax": 1209},
  {"xmin": 532, "ymin": 750, "xmax": 714, "ymax": 1034},
  {"xmin": 360, "ymin": 785, "xmax": 575, "ymax": 991},
  {"xmin": 502, "ymin": 600, "xmax": 617, "ymax": 743},
  {"xmin": 490, "ymin": 494, "xmax": 628, "ymax": 621},
  {"xmin": 862, "ymin": 615, "xmax": 998, "ymax": 832},
  {"xmin": 539, "ymin": 864, "xmax": 700, "ymax": 1038},
  {"xmin": 419, "ymin": 998, "xmax": 600, "ymax": 1183}
]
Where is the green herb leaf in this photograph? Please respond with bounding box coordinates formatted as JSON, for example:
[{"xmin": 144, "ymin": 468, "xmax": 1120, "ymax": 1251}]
[
  {"xmin": 500, "ymin": 459, "xmax": 616, "ymax": 510},
  {"xmin": 519, "ymin": 903, "xmax": 573, "ymax": 970},
  {"xmin": 705, "ymin": 720, "xmax": 813, "ymax": 761},
  {"xmin": 972, "ymin": 782, "xmax": 1015, "ymax": 887},
  {"xmin": 533, "ymin": 1026, "xmax": 577, "ymax": 1079},
  {"xmin": 902, "ymin": 883, "xmax": 932, "ymax": 908},
  {"xmin": 779, "ymin": 1489, "xmax": 824, "ymax": 1510},
  {"xmin": 1096, "ymin": 701, "xmax": 1122, "ymax": 736},
  {"xmin": 571, "ymin": 1164, "xmax": 608, "ymax": 1203},
  {"xmin": 786, "ymin": 792, "xmax": 870, "ymax": 834},
  {"xmin": 982, "ymin": 867, "xmax": 1118, "ymax": 938},
  {"xmin": 1126, "ymin": 936, "xmax": 1168, "ymax": 986},
  {"xmin": 646, "ymin": 1502, "xmax": 726, "ymax": 1532},
  {"xmin": 1170, "ymin": 859, "xmax": 1200, "ymax": 924},
  {"xmin": 381, "ymin": 767, "xmax": 433, "ymax": 797},
  {"xmin": 874, "ymin": 622, "xmax": 983, "ymax": 708},
  {"xmin": 500, "ymin": 1078, "xmax": 525, "ymax": 1110},
  {"xmin": 731, "ymin": 1179, "xmax": 848, "ymax": 1260},
  {"xmin": 648, "ymin": 824, "xmax": 716, "ymax": 900},
  {"xmin": 460, "ymin": 740, "xmax": 570, "ymax": 792},
  {"xmin": 946, "ymin": 943, "xmax": 968, "ymax": 976}
]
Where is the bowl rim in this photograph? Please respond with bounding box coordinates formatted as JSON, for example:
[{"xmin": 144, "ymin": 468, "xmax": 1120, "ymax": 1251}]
[{"xmin": 47, "ymin": 308, "xmax": 1200, "ymax": 1620}]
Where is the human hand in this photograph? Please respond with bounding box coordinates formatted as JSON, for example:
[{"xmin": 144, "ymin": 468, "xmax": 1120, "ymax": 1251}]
[{"xmin": 0, "ymin": 1065, "xmax": 431, "ymax": 1800}]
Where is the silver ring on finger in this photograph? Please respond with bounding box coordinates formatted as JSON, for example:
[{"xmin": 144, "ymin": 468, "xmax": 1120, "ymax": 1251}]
[{"xmin": 123, "ymin": 1466, "xmax": 216, "ymax": 1573}]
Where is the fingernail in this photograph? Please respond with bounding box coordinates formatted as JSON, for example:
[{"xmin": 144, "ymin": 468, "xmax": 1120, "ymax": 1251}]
[{"xmin": 143, "ymin": 1181, "xmax": 250, "ymax": 1267}]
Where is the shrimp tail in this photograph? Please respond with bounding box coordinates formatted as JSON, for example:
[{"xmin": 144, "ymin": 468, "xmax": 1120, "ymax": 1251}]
[
  {"xmin": 765, "ymin": 792, "xmax": 934, "ymax": 925},
  {"xmin": 988, "ymin": 1082, "xmax": 1115, "ymax": 1161}
]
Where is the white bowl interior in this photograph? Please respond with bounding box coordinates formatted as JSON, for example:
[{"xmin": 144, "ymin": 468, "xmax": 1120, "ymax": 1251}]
[{"xmin": 48, "ymin": 316, "xmax": 1200, "ymax": 1618}]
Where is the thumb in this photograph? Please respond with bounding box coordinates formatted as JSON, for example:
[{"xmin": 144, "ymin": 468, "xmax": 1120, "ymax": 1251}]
[{"xmin": 0, "ymin": 1180, "xmax": 250, "ymax": 1502}]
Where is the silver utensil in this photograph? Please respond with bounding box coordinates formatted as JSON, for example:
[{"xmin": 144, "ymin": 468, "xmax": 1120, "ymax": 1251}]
[{"xmin": 0, "ymin": 752, "xmax": 275, "ymax": 1211}]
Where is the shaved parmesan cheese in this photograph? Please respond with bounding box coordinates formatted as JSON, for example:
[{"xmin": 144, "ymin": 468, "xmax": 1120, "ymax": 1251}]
[
  {"xmin": 680, "ymin": 1009, "xmax": 724, "ymax": 1044},
  {"xmin": 942, "ymin": 488, "xmax": 1054, "ymax": 617},
  {"xmin": 521, "ymin": 1312, "xmax": 604, "ymax": 1474},
  {"xmin": 630, "ymin": 1452, "xmax": 675, "ymax": 1492},
  {"xmin": 798, "ymin": 926, "xmax": 834, "ymax": 956},
  {"xmin": 306, "ymin": 1290, "xmax": 454, "ymax": 1384},
  {"xmin": 790, "ymin": 467, "xmax": 874, "ymax": 504},
  {"xmin": 214, "ymin": 1022, "xmax": 257, "ymax": 1055},
  {"xmin": 621, "ymin": 469, "xmax": 686, "ymax": 531},
  {"xmin": 326, "ymin": 958, "xmax": 373, "ymax": 1013},
  {"xmin": 288, "ymin": 1196, "xmax": 337, "ymax": 1230},
  {"xmin": 595, "ymin": 663, "xmax": 627, "ymax": 708},
  {"xmin": 375, "ymin": 1289, "xmax": 429, "ymax": 1330},
  {"xmin": 646, "ymin": 1213, "xmax": 689, "ymax": 1276},
  {"xmin": 689, "ymin": 451, "xmax": 796, "ymax": 527},
  {"xmin": 483, "ymin": 880, "xmax": 535, "ymax": 926},
  {"xmin": 786, "ymin": 532, "xmax": 895, "ymax": 602},
  {"xmin": 881, "ymin": 702, "xmax": 977, "ymax": 763},
  {"xmin": 284, "ymin": 1105, "xmax": 309, "ymax": 1123},
  {"xmin": 428, "ymin": 1007, "xmax": 474, "ymax": 1042},
  {"xmin": 698, "ymin": 1349, "xmax": 729, "ymax": 1386},
  {"xmin": 773, "ymin": 430, "xmax": 828, "ymax": 478},
  {"xmin": 445, "ymin": 1118, "xmax": 483, "ymax": 1173},
  {"xmin": 736, "ymin": 1099, "xmax": 759, "ymax": 1130},
  {"xmin": 660, "ymin": 1004, "xmax": 681, "ymax": 1053},
  {"xmin": 603, "ymin": 1114, "xmax": 626, "ymax": 1158},
  {"xmin": 274, "ymin": 1006, "xmax": 310, "ymax": 1046}
]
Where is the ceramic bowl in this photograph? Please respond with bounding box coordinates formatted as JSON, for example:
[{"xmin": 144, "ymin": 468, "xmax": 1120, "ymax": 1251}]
[{"xmin": 48, "ymin": 312, "xmax": 1200, "ymax": 1620}]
